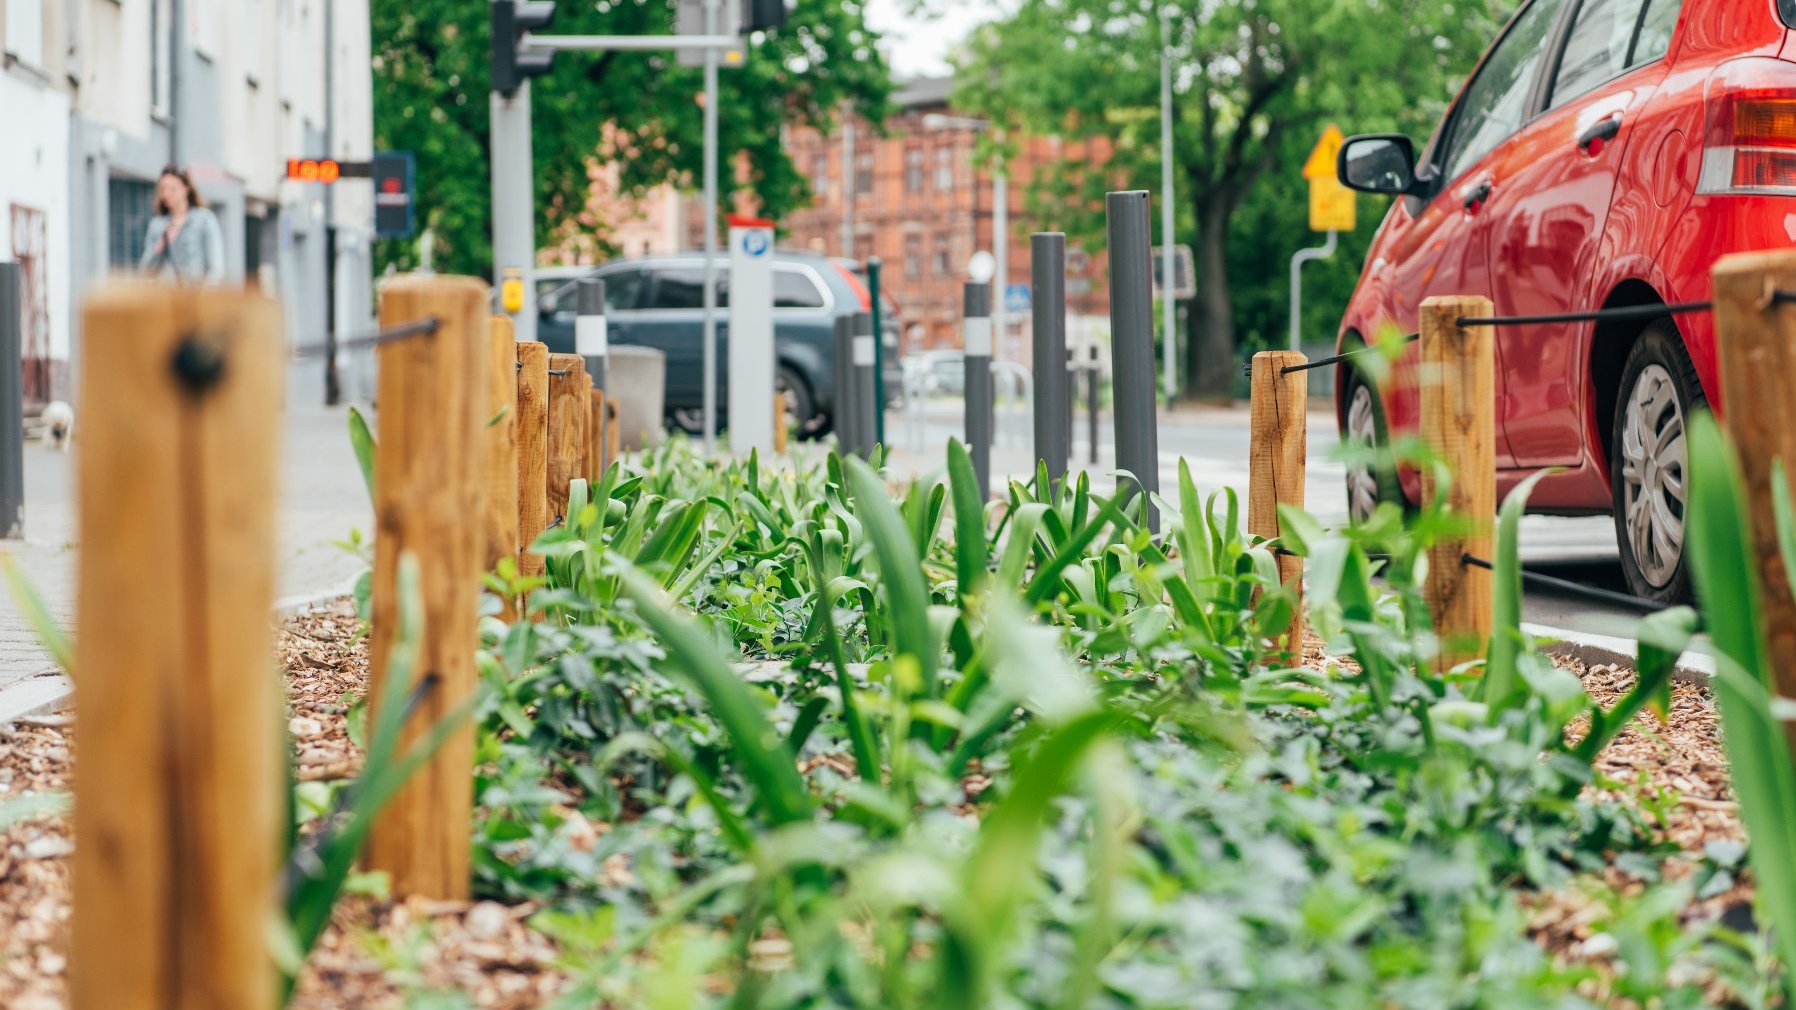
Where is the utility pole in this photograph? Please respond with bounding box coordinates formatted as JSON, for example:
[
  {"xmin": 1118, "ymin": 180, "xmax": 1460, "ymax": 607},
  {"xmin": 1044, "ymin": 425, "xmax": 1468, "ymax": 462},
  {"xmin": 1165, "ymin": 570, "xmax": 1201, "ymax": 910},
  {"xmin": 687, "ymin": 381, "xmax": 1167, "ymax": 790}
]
[
  {"xmin": 1159, "ymin": 6, "xmax": 1178, "ymax": 401},
  {"xmin": 700, "ymin": 0, "xmax": 720, "ymax": 455},
  {"xmin": 840, "ymin": 103, "xmax": 854, "ymax": 258},
  {"xmin": 489, "ymin": 0, "xmax": 557, "ymax": 346}
]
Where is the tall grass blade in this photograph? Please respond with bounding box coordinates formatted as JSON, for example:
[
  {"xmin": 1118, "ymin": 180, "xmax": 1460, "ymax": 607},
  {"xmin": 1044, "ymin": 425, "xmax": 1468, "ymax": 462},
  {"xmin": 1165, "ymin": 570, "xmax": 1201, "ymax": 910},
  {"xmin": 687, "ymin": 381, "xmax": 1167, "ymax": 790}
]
[
  {"xmin": 347, "ymin": 405, "xmax": 376, "ymax": 503},
  {"xmin": 0, "ymin": 554, "xmax": 72, "ymax": 674},
  {"xmin": 1685, "ymin": 413, "xmax": 1796, "ymax": 1000},
  {"xmin": 844, "ymin": 456, "xmax": 938, "ymax": 693},
  {"xmin": 947, "ymin": 439, "xmax": 990, "ymax": 594}
]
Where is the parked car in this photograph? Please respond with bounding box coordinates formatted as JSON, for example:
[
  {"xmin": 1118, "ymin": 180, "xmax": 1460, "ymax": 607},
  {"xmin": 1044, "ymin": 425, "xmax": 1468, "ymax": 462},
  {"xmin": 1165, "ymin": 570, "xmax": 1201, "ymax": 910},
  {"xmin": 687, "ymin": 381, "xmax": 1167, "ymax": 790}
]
[
  {"xmin": 534, "ymin": 251, "xmax": 903, "ymax": 437},
  {"xmin": 903, "ymin": 349, "xmax": 967, "ymax": 397},
  {"xmin": 1334, "ymin": 0, "xmax": 1791, "ymax": 604}
]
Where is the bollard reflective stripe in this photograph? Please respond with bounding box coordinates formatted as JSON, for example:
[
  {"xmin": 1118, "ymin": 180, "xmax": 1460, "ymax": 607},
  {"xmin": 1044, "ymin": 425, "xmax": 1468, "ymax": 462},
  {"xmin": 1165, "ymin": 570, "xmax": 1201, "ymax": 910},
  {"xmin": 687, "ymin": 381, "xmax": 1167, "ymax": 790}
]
[{"xmin": 576, "ymin": 277, "xmax": 607, "ymax": 391}]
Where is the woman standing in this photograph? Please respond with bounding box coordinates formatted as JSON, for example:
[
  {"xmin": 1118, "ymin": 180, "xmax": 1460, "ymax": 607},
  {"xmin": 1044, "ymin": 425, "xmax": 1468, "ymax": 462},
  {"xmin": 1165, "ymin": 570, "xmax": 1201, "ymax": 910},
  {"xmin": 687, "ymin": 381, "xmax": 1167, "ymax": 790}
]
[{"xmin": 139, "ymin": 165, "xmax": 225, "ymax": 284}]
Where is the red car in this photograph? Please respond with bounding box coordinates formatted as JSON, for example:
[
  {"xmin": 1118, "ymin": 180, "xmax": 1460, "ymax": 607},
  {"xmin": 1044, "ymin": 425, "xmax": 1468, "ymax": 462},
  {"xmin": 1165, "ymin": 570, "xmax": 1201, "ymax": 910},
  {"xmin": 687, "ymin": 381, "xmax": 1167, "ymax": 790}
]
[{"xmin": 1335, "ymin": 0, "xmax": 1796, "ymax": 603}]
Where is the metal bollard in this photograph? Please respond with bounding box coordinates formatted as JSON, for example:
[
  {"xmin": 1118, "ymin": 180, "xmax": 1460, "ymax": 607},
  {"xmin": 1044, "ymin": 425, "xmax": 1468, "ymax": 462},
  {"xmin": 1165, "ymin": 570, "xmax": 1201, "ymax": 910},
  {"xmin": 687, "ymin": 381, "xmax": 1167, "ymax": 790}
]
[
  {"xmin": 1032, "ymin": 233, "xmax": 1069, "ymax": 488},
  {"xmin": 1105, "ymin": 190, "xmax": 1161, "ymax": 532},
  {"xmin": 1087, "ymin": 363, "xmax": 1100, "ymax": 466},
  {"xmin": 834, "ymin": 313, "xmax": 858, "ymax": 456},
  {"xmin": 853, "ymin": 310, "xmax": 878, "ymax": 457},
  {"xmin": 869, "ymin": 257, "xmax": 887, "ymax": 446},
  {"xmin": 0, "ymin": 263, "xmax": 21, "ymax": 538},
  {"xmin": 964, "ymin": 282, "xmax": 994, "ymax": 498},
  {"xmin": 577, "ymin": 277, "xmax": 607, "ymax": 391}
]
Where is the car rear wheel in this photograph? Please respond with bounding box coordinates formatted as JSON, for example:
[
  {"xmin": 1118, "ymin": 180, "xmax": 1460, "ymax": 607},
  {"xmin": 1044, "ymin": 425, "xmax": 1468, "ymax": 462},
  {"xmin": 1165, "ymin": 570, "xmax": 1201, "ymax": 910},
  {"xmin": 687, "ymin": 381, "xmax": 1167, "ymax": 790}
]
[
  {"xmin": 776, "ymin": 365, "xmax": 822, "ymax": 440},
  {"xmin": 1342, "ymin": 365, "xmax": 1404, "ymax": 523},
  {"xmin": 1611, "ymin": 322, "xmax": 1703, "ymax": 605}
]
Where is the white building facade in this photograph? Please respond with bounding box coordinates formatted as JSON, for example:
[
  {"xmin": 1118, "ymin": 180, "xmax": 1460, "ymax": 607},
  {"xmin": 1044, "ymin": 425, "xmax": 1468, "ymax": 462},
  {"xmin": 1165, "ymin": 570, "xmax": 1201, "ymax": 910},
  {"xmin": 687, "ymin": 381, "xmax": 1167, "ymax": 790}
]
[{"xmin": 1, "ymin": 0, "xmax": 376, "ymax": 405}]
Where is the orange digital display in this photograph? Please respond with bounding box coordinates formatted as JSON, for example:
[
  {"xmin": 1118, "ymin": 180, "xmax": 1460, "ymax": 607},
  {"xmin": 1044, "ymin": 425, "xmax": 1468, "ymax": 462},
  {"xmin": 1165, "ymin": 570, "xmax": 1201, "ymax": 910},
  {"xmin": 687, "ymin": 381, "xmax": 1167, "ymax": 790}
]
[{"xmin": 286, "ymin": 158, "xmax": 343, "ymax": 183}]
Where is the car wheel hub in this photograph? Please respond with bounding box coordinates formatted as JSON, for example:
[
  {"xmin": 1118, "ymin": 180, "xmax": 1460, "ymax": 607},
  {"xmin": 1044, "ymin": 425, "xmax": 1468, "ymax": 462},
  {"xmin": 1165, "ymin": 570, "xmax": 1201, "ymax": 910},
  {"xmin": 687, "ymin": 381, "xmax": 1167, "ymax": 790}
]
[
  {"xmin": 1346, "ymin": 383, "xmax": 1380, "ymax": 522},
  {"xmin": 1619, "ymin": 363, "xmax": 1686, "ymax": 589}
]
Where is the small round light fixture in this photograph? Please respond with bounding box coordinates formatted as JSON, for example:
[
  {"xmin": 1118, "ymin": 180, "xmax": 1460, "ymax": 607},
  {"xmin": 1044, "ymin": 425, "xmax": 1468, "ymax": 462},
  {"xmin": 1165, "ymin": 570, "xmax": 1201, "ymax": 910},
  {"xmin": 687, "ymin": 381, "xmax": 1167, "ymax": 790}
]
[{"xmin": 966, "ymin": 251, "xmax": 996, "ymax": 283}]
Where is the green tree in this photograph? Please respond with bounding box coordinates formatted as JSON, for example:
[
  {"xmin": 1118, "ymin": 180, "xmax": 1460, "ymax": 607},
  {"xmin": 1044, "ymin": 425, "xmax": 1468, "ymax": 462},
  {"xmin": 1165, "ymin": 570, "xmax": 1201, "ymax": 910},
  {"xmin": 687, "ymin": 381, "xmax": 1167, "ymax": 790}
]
[
  {"xmin": 956, "ymin": 0, "xmax": 1503, "ymax": 399},
  {"xmin": 372, "ymin": 0, "xmax": 893, "ymax": 277}
]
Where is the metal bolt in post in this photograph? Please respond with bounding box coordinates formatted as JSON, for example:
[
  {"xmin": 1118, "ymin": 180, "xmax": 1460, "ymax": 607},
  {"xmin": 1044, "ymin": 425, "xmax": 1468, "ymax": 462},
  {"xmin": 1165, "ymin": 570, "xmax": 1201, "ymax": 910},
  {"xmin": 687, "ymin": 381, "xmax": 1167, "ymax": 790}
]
[
  {"xmin": 576, "ymin": 277, "xmax": 607, "ymax": 390},
  {"xmin": 0, "ymin": 263, "xmax": 21, "ymax": 538},
  {"xmin": 964, "ymin": 281, "xmax": 994, "ymax": 498},
  {"xmin": 853, "ymin": 310, "xmax": 878, "ymax": 457},
  {"xmin": 833, "ymin": 313, "xmax": 859, "ymax": 456},
  {"xmin": 1031, "ymin": 233, "xmax": 1069, "ymax": 487},
  {"xmin": 1106, "ymin": 190, "xmax": 1161, "ymax": 531}
]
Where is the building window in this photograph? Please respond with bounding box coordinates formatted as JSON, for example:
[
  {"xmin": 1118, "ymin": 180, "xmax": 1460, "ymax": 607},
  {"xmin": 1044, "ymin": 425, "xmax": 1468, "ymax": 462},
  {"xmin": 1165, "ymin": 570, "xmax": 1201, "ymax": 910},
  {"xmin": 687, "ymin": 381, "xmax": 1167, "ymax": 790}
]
[
  {"xmin": 905, "ymin": 148, "xmax": 924, "ymax": 192},
  {"xmin": 904, "ymin": 235, "xmax": 923, "ymax": 278},
  {"xmin": 4, "ymin": 0, "xmax": 44, "ymax": 66},
  {"xmin": 934, "ymin": 148, "xmax": 954, "ymax": 190},
  {"xmin": 932, "ymin": 235, "xmax": 951, "ymax": 275},
  {"xmin": 811, "ymin": 155, "xmax": 829, "ymax": 197},
  {"xmin": 854, "ymin": 154, "xmax": 873, "ymax": 197},
  {"xmin": 109, "ymin": 178, "xmax": 157, "ymax": 270}
]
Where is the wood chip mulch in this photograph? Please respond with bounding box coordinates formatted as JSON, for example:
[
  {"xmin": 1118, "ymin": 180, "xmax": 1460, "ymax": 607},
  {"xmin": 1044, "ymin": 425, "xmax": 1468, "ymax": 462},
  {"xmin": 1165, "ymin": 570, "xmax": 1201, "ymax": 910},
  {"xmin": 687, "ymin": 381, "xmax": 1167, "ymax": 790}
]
[{"xmin": 0, "ymin": 606, "xmax": 1761, "ymax": 1007}]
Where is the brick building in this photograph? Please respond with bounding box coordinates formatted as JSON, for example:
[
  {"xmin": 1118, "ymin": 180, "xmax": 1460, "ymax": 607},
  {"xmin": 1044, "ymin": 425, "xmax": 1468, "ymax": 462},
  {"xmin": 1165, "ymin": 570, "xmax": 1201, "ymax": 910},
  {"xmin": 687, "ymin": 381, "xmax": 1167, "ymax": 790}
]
[{"xmin": 682, "ymin": 76, "xmax": 1113, "ymax": 359}]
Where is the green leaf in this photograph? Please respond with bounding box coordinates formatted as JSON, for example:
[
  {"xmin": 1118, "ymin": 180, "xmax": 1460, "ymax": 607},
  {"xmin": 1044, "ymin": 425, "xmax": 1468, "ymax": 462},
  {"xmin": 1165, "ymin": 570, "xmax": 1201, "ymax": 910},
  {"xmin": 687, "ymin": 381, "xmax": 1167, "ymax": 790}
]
[
  {"xmin": 844, "ymin": 456, "xmax": 939, "ymax": 694},
  {"xmin": 0, "ymin": 553, "xmax": 72, "ymax": 674},
  {"xmin": 348, "ymin": 405, "xmax": 377, "ymax": 503},
  {"xmin": 948, "ymin": 439, "xmax": 991, "ymax": 595}
]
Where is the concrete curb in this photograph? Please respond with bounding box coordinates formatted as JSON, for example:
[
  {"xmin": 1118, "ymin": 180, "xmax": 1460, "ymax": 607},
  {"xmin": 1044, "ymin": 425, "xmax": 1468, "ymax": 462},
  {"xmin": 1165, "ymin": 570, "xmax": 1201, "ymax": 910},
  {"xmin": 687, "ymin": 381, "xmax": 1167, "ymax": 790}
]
[
  {"xmin": 0, "ymin": 575, "xmax": 364, "ymax": 726},
  {"xmin": 1524, "ymin": 621, "xmax": 1714, "ymax": 684}
]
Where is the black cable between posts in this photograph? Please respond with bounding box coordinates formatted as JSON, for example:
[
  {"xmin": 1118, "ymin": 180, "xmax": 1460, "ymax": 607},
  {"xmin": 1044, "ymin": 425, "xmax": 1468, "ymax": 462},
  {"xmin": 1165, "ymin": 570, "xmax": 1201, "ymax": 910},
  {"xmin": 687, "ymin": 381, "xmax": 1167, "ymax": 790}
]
[
  {"xmin": 1459, "ymin": 554, "xmax": 1667, "ymax": 613},
  {"xmin": 290, "ymin": 316, "xmax": 442, "ymax": 360}
]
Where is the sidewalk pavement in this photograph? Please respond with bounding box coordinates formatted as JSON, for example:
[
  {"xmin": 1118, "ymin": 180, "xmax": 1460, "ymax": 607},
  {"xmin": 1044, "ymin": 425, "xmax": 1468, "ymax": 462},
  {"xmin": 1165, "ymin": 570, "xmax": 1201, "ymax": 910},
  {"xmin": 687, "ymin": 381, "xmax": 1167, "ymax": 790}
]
[{"xmin": 0, "ymin": 362, "xmax": 375, "ymax": 717}]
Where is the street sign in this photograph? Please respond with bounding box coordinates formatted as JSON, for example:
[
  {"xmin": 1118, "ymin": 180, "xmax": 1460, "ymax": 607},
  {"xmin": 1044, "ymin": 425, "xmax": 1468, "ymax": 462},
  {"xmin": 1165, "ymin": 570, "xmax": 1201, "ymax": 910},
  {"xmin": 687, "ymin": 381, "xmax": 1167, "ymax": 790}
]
[
  {"xmin": 676, "ymin": 0, "xmax": 745, "ymax": 67},
  {"xmin": 1004, "ymin": 283, "xmax": 1031, "ymax": 314},
  {"xmin": 372, "ymin": 152, "xmax": 415, "ymax": 238},
  {"xmin": 727, "ymin": 216, "xmax": 776, "ymax": 456},
  {"xmin": 1304, "ymin": 124, "xmax": 1356, "ymax": 232},
  {"xmin": 1150, "ymin": 245, "xmax": 1195, "ymax": 300}
]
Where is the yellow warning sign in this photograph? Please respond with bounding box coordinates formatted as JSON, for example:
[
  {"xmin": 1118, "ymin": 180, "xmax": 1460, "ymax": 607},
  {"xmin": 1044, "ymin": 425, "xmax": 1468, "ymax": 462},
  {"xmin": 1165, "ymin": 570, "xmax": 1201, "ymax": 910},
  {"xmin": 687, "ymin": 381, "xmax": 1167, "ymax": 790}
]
[{"xmin": 1304, "ymin": 124, "xmax": 1356, "ymax": 232}]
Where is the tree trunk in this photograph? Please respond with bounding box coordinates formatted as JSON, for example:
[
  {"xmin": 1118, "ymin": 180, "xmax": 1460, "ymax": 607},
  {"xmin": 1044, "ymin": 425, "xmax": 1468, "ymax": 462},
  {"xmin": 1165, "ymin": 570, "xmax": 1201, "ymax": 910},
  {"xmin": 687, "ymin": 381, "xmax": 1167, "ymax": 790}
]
[{"xmin": 1184, "ymin": 199, "xmax": 1235, "ymax": 401}]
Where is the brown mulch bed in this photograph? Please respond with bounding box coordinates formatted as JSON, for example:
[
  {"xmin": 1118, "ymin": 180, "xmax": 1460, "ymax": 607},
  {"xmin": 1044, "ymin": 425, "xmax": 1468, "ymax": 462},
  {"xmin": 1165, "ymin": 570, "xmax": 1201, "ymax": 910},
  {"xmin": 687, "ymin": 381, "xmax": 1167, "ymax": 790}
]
[{"xmin": 0, "ymin": 612, "xmax": 1756, "ymax": 1007}]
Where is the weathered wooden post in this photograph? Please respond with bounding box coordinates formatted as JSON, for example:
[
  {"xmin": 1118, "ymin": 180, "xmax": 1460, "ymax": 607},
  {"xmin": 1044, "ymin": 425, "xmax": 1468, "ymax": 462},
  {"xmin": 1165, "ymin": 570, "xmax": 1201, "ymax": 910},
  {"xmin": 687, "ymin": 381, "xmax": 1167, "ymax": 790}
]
[
  {"xmin": 547, "ymin": 353, "xmax": 589, "ymax": 518},
  {"xmin": 606, "ymin": 400, "xmax": 621, "ymax": 468},
  {"xmin": 72, "ymin": 283, "xmax": 284, "ymax": 1010},
  {"xmin": 774, "ymin": 390, "xmax": 789, "ymax": 454},
  {"xmin": 1419, "ymin": 295, "xmax": 1495, "ymax": 666},
  {"xmin": 516, "ymin": 341, "xmax": 550, "ymax": 585},
  {"xmin": 486, "ymin": 316, "xmax": 520, "ymax": 619},
  {"xmin": 366, "ymin": 274, "xmax": 487, "ymax": 898},
  {"xmin": 1713, "ymin": 249, "xmax": 1796, "ymax": 757},
  {"xmin": 1249, "ymin": 350, "xmax": 1308, "ymax": 657}
]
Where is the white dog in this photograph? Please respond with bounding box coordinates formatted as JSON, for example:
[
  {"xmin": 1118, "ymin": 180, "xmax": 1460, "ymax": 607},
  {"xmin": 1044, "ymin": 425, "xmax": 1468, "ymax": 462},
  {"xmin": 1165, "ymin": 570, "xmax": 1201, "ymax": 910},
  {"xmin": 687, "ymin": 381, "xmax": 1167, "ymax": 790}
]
[{"xmin": 40, "ymin": 400, "xmax": 73, "ymax": 452}]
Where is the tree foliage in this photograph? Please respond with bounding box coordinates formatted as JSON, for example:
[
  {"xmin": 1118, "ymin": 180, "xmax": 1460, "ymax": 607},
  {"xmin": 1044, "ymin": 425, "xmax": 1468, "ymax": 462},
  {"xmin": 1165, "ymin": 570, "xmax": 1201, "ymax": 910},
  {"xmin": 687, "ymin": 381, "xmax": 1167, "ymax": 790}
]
[
  {"xmin": 956, "ymin": 0, "xmax": 1505, "ymax": 398},
  {"xmin": 371, "ymin": 0, "xmax": 893, "ymax": 277}
]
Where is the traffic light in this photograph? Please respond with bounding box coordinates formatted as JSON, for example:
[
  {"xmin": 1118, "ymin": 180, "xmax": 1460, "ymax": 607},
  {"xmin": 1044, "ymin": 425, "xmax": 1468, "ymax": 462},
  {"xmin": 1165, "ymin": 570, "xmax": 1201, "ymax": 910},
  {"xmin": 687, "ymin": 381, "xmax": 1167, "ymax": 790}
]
[
  {"xmin": 742, "ymin": 0, "xmax": 786, "ymax": 33},
  {"xmin": 491, "ymin": 0, "xmax": 556, "ymax": 98}
]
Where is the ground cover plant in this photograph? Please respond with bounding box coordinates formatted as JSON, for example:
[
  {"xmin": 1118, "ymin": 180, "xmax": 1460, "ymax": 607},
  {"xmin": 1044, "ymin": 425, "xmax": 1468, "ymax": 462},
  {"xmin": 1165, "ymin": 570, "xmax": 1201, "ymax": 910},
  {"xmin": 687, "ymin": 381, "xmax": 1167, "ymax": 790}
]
[
  {"xmin": 440, "ymin": 435, "xmax": 1780, "ymax": 1009},
  {"xmin": 2, "ymin": 417, "xmax": 1790, "ymax": 1008}
]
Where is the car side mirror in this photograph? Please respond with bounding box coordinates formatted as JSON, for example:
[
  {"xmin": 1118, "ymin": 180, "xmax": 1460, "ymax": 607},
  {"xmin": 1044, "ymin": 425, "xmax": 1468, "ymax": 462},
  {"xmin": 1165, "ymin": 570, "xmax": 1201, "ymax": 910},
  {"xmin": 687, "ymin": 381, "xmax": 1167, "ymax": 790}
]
[{"xmin": 1338, "ymin": 134, "xmax": 1418, "ymax": 196}]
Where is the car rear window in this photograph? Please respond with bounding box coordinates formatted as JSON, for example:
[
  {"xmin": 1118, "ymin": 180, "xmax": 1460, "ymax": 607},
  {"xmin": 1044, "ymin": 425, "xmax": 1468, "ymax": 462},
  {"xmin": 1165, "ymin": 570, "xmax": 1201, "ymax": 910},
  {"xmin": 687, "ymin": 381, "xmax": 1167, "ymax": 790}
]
[{"xmin": 773, "ymin": 269, "xmax": 827, "ymax": 308}]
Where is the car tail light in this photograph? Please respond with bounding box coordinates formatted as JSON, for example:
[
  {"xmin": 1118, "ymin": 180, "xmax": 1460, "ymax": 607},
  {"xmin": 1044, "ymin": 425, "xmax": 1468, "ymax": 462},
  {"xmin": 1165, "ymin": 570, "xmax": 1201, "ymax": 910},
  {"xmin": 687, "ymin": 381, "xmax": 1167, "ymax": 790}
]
[
  {"xmin": 830, "ymin": 262, "xmax": 874, "ymax": 311},
  {"xmin": 1700, "ymin": 58, "xmax": 1796, "ymax": 194}
]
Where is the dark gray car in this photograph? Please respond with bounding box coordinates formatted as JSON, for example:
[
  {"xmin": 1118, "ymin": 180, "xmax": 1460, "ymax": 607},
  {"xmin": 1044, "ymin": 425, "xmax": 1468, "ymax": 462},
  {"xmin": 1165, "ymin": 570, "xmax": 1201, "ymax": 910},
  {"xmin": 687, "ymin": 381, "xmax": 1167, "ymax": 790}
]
[{"xmin": 536, "ymin": 251, "xmax": 902, "ymax": 437}]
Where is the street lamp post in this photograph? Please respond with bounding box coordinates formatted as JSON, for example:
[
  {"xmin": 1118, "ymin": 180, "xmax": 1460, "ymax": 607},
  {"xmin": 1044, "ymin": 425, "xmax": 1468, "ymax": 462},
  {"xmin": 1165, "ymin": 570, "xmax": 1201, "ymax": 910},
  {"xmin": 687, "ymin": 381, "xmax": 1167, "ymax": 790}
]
[{"xmin": 1159, "ymin": 6, "xmax": 1178, "ymax": 400}]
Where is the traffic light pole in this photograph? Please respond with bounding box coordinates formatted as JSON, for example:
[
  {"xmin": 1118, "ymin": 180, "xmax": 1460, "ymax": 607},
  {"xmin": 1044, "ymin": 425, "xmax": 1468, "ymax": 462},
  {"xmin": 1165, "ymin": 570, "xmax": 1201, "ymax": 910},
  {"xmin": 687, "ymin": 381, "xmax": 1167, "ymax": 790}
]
[{"xmin": 491, "ymin": 79, "xmax": 538, "ymax": 345}]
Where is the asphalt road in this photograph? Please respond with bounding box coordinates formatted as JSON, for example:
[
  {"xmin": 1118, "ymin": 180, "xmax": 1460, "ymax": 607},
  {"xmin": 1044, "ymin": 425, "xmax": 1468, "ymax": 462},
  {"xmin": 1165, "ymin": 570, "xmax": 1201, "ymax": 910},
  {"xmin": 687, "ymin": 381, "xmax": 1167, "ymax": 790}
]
[{"xmin": 882, "ymin": 397, "xmax": 1653, "ymax": 641}]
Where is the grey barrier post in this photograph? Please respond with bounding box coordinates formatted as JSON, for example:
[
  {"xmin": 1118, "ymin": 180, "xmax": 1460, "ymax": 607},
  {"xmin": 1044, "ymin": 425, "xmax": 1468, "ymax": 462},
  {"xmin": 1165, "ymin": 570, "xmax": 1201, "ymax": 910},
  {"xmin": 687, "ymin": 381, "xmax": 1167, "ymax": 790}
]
[
  {"xmin": 577, "ymin": 277, "xmax": 607, "ymax": 391},
  {"xmin": 1087, "ymin": 362, "xmax": 1100, "ymax": 466},
  {"xmin": 0, "ymin": 264, "xmax": 19, "ymax": 538},
  {"xmin": 834, "ymin": 313, "xmax": 859, "ymax": 456},
  {"xmin": 964, "ymin": 282, "xmax": 994, "ymax": 499},
  {"xmin": 853, "ymin": 310, "xmax": 877, "ymax": 457},
  {"xmin": 1106, "ymin": 190, "xmax": 1160, "ymax": 531},
  {"xmin": 1031, "ymin": 233, "xmax": 1069, "ymax": 488}
]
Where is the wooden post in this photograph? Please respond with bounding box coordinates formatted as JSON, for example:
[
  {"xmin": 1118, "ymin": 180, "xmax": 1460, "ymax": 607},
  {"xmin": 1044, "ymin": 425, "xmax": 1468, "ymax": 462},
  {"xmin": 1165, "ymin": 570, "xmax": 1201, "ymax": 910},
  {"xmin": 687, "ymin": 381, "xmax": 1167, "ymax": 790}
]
[
  {"xmin": 774, "ymin": 392, "xmax": 789, "ymax": 454},
  {"xmin": 366, "ymin": 274, "xmax": 487, "ymax": 899},
  {"xmin": 1249, "ymin": 350, "xmax": 1307, "ymax": 657},
  {"xmin": 588, "ymin": 386, "xmax": 606, "ymax": 479},
  {"xmin": 516, "ymin": 341, "xmax": 550, "ymax": 583},
  {"xmin": 71, "ymin": 284, "xmax": 283, "ymax": 1010},
  {"xmin": 606, "ymin": 400, "xmax": 621, "ymax": 468},
  {"xmin": 1418, "ymin": 295, "xmax": 1495, "ymax": 666},
  {"xmin": 547, "ymin": 353, "xmax": 588, "ymax": 519},
  {"xmin": 485, "ymin": 317, "xmax": 520, "ymax": 620},
  {"xmin": 1714, "ymin": 249, "xmax": 1796, "ymax": 757}
]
